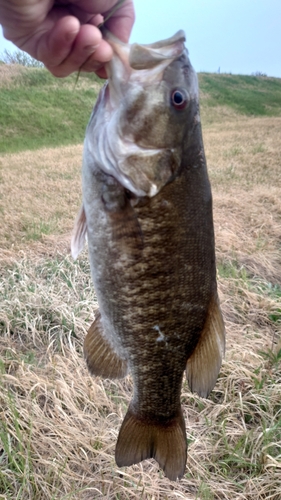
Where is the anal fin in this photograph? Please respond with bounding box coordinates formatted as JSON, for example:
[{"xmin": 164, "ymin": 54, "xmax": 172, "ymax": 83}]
[
  {"xmin": 115, "ymin": 405, "xmax": 187, "ymax": 481},
  {"xmin": 186, "ymin": 292, "xmax": 225, "ymax": 398},
  {"xmin": 84, "ymin": 311, "xmax": 128, "ymax": 379}
]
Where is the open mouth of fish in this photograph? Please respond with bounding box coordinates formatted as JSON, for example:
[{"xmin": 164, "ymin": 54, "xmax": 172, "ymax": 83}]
[
  {"xmin": 105, "ymin": 29, "xmax": 186, "ymax": 94},
  {"xmin": 84, "ymin": 29, "xmax": 198, "ymax": 199}
]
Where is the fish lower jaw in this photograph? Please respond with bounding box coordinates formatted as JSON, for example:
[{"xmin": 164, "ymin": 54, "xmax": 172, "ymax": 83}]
[{"xmin": 113, "ymin": 146, "xmax": 178, "ymax": 197}]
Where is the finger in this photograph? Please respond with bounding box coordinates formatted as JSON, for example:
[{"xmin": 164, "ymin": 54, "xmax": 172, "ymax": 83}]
[
  {"xmin": 38, "ymin": 17, "xmax": 102, "ymax": 71},
  {"xmin": 105, "ymin": 0, "xmax": 135, "ymax": 43},
  {"xmin": 45, "ymin": 24, "xmax": 112, "ymax": 77},
  {"xmin": 95, "ymin": 67, "xmax": 108, "ymax": 79},
  {"xmin": 55, "ymin": 1, "xmax": 123, "ymax": 25},
  {"xmin": 66, "ymin": 0, "xmax": 123, "ymax": 15},
  {"xmin": 73, "ymin": 38, "xmax": 115, "ymax": 77}
]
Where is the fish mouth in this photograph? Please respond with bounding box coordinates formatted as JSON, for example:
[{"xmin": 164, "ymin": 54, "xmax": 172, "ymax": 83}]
[
  {"xmin": 104, "ymin": 30, "xmax": 186, "ymax": 98},
  {"xmin": 105, "ymin": 29, "xmax": 186, "ymax": 70},
  {"xmin": 129, "ymin": 30, "xmax": 186, "ymax": 70},
  {"xmin": 87, "ymin": 30, "xmax": 188, "ymax": 198}
]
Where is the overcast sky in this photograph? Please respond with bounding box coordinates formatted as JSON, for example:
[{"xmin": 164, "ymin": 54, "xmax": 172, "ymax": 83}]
[{"xmin": 1, "ymin": 0, "xmax": 280, "ymax": 77}]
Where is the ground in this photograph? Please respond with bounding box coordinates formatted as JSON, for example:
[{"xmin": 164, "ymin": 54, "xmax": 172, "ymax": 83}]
[{"xmin": 0, "ymin": 96, "xmax": 281, "ymax": 499}]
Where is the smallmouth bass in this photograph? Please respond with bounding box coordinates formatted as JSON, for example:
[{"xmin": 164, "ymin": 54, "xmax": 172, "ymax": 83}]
[{"xmin": 72, "ymin": 30, "xmax": 225, "ymax": 481}]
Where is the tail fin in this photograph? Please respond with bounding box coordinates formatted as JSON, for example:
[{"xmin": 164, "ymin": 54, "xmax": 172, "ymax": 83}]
[{"xmin": 115, "ymin": 405, "xmax": 187, "ymax": 481}]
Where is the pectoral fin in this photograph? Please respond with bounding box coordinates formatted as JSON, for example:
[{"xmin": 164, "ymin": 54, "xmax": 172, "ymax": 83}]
[
  {"xmin": 84, "ymin": 310, "xmax": 128, "ymax": 379},
  {"xmin": 71, "ymin": 204, "xmax": 87, "ymax": 260},
  {"xmin": 186, "ymin": 292, "xmax": 225, "ymax": 398}
]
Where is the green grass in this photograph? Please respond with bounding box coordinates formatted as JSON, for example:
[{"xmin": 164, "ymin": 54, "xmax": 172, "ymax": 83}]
[
  {"xmin": 22, "ymin": 218, "xmax": 58, "ymax": 241},
  {"xmin": 217, "ymin": 259, "xmax": 249, "ymax": 281},
  {"xmin": 198, "ymin": 73, "xmax": 281, "ymax": 116},
  {"xmin": 0, "ymin": 389, "xmax": 35, "ymax": 499},
  {"xmin": 0, "ymin": 68, "xmax": 102, "ymax": 153},
  {"xmin": 1, "ymin": 65, "xmax": 281, "ymax": 154},
  {"xmin": 1, "ymin": 60, "xmax": 281, "ymax": 498}
]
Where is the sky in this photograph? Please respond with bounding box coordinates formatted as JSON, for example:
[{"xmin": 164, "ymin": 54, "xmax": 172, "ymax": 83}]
[{"xmin": 0, "ymin": 0, "xmax": 281, "ymax": 77}]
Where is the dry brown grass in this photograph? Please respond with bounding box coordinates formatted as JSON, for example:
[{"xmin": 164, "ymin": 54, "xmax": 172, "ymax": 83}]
[
  {"xmin": 0, "ymin": 64, "xmax": 24, "ymax": 87},
  {"xmin": 0, "ymin": 111, "xmax": 281, "ymax": 499},
  {"xmin": 0, "ymin": 145, "xmax": 83, "ymax": 260}
]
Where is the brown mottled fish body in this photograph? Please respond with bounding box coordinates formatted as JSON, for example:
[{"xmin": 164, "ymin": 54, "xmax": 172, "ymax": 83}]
[{"xmin": 72, "ymin": 30, "xmax": 225, "ymax": 481}]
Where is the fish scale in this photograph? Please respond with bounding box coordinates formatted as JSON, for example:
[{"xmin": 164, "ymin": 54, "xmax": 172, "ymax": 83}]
[{"xmin": 72, "ymin": 29, "xmax": 225, "ymax": 481}]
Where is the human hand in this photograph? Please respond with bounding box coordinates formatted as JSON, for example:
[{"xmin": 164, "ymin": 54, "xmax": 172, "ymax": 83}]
[{"xmin": 0, "ymin": 0, "xmax": 135, "ymax": 77}]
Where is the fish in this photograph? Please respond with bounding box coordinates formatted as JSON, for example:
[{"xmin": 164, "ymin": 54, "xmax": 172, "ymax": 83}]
[{"xmin": 71, "ymin": 29, "xmax": 225, "ymax": 481}]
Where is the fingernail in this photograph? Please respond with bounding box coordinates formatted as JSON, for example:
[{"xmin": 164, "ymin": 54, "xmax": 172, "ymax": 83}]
[
  {"xmin": 65, "ymin": 29, "xmax": 79, "ymax": 43},
  {"xmin": 84, "ymin": 44, "xmax": 99, "ymax": 54},
  {"xmin": 78, "ymin": 59, "xmax": 103, "ymax": 72},
  {"xmin": 90, "ymin": 61, "xmax": 103, "ymax": 71}
]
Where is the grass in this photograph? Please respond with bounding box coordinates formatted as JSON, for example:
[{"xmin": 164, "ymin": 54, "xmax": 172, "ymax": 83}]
[
  {"xmin": 0, "ymin": 66, "xmax": 281, "ymax": 498},
  {"xmin": 1, "ymin": 280, "xmax": 280, "ymax": 499},
  {"xmin": 198, "ymin": 73, "xmax": 281, "ymax": 116},
  {"xmin": 0, "ymin": 145, "xmax": 83, "ymax": 251},
  {"xmin": 1, "ymin": 64, "xmax": 281, "ymax": 154},
  {"xmin": 0, "ymin": 67, "xmax": 102, "ymax": 153}
]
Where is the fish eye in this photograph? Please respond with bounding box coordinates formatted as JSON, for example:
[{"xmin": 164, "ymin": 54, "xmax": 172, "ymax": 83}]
[{"xmin": 171, "ymin": 89, "xmax": 188, "ymax": 110}]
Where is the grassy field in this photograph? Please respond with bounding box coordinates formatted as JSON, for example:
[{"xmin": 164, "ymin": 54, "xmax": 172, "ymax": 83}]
[
  {"xmin": 0, "ymin": 65, "xmax": 281, "ymax": 499},
  {"xmin": 1, "ymin": 64, "xmax": 281, "ymax": 154},
  {"xmin": 0, "ymin": 65, "xmax": 102, "ymax": 153}
]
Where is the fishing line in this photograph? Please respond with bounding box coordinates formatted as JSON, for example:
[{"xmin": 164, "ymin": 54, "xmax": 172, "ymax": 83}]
[{"xmin": 74, "ymin": 0, "xmax": 127, "ymax": 87}]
